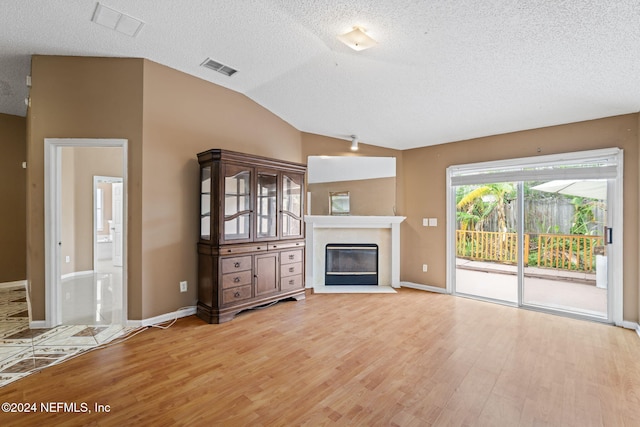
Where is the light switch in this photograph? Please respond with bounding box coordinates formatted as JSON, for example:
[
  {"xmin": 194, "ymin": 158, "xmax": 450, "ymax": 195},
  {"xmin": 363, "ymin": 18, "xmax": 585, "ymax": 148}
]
[
  {"xmin": 422, "ymin": 218, "xmax": 429, "ymax": 226},
  {"xmin": 428, "ymin": 218, "xmax": 438, "ymax": 227}
]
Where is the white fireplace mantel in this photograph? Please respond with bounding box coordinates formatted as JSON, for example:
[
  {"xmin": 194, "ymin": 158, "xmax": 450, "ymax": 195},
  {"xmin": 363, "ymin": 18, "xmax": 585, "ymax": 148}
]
[{"xmin": 304, "ymin": 215, "xmax": 406, "ymax": 288}]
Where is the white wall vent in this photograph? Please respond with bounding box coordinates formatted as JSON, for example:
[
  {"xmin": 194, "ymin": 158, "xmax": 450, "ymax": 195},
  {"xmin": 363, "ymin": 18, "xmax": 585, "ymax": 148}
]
[{"xmin": 200, "ymin": 58, "xmax": 237, "ymax": 77}]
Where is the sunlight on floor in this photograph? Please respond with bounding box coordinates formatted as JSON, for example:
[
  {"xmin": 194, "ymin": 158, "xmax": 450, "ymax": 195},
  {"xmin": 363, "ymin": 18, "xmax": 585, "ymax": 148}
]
[{"xmin": 0, "ymin": 278, "xmax": 133, "ymax": 387}]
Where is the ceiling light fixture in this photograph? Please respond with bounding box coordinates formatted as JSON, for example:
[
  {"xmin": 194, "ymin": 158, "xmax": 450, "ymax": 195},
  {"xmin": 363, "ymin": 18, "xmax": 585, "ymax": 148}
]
[
  {"xmin": 338, "ymin": 26, "xmax": 377, "ymax": 51},
  {"xmin": 350, "ymin": 135, "xmax": 359, "ymax": 151}
]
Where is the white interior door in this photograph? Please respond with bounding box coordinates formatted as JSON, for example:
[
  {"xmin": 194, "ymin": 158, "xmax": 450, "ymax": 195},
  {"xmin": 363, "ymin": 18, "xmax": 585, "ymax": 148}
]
[{"xmin": 112, "ymin": 182, "xmax": 123, "ymax": 267}]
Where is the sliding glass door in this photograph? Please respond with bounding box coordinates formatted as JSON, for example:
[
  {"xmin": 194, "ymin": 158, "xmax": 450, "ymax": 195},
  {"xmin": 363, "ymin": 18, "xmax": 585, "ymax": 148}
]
[
  {"xmin": 454, "ymin": 182, "xmax": 518, "ymax": 304},
  {"xmin": 522, "ymin": 179, "xmax": 609, "ymax": 318},
  {"xmin": 447, "ymin": 149, "xmax": 622, "ymax": 324}
]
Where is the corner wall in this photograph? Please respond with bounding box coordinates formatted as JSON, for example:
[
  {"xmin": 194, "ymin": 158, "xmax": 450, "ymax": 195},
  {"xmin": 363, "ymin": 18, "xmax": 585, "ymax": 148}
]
[
  {"xmin": 401, "ymin": 114, "xmax": 639, "ymax": 322},
  {"xmin": 28, "ymin": 55, "xmax": 304, "ymax": 321},
  {"xmin": 27, "ymin": 56, "xmax": 144, "ymax": 320},
  {"xmin": 0, "ymin": 113, "xmax": 26, "ymax": 283},
  {"xmin": 140, "ymin": 59, "xmax": 302, "ymax": 319}
]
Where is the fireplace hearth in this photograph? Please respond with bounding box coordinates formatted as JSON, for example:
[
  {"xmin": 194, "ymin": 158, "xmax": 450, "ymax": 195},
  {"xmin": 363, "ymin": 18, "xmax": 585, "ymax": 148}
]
[{"xmin": 325, "ymin": 243, "xmax": 378, "ymax": 285}]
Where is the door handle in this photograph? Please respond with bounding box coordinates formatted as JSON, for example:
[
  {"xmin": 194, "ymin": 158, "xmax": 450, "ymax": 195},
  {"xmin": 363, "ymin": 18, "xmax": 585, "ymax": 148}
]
[{"xmin": 605, "ymin": 227, "xmax": 613, "ymax": 244}]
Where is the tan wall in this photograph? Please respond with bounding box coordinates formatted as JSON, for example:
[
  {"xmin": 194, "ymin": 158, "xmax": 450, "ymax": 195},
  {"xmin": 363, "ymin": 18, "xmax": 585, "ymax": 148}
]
[
  {"xmin": 60, "ymin": 147, "xmax": 123, "ymax": 276},
  {"xmin": 25, "ymin": 55, "xmax": 640, "ymax": 324},
  {"xmin": 401, "ymin": 114, "xmax": 639, "ymax": 322},
  {"xmin": 140, "ymin": 60, "xmax": 302, "ymax": 318},
  {"xmin": 28, "ymin": 56, "xmax": 302, "ymax": 321},
  {"xmin": 27, "ymin": 56, "xmax": 144, "ymax": 320},
  {"xmin": 0, "ymin": 113, "xmax": 27, "ymax": 283},
  {"xmin": 301, "ymin": 133, "xmax": 405, "ymax": 216},
  {"xmin": 308, "ymin": 177, "xmax": 396, "ymax": 216}
]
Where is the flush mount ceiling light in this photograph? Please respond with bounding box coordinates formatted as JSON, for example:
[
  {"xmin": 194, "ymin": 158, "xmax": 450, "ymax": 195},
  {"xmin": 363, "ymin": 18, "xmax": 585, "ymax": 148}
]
[
  {"xmin": 92, "ymin": 2, "xmax": 144, "ymax": 37},
  {"xmin": 350, "ymin": 135, "xmax": 359, "ymax": 151},
  {"xmin": 337, "ymin": 26, "xmax": 377, "ymax": 51}
]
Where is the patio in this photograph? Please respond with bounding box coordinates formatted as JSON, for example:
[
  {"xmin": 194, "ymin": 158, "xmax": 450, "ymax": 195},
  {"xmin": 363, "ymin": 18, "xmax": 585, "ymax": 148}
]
[{"xmin": 455, "ymin": 258, "xmax": 607, "ymax": 318}]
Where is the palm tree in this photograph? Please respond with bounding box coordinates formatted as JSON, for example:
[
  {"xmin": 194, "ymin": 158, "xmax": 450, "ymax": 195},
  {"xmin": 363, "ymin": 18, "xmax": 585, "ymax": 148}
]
[{"xmin": 456, "ymin": 183, "xmax": 514, "ymax": 232}]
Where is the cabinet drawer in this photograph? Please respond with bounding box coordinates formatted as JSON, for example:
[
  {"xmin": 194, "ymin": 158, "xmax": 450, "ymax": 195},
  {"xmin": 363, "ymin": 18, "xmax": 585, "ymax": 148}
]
[
  {"xmin": 281, "ymin": 262, "xmax": 302, "ymax": 278},
  {"xmin": 222, "ymin": 285, "xmax": 252, "ymax": 304},
  {"xmin": 269, "ymin": 241, "xmax": 305, "ymax": 250},
  {"xmin": 221, "ymin": 256, "xmax": 252, "ymax": 273},
  {"xmin": 281, "ymin": 249, "xmax": 303, "ymax": 265},
  {"xmin": 281, "ymin": 274, "xmax": 303, "ymax": 290},
  {"xmin": 221, "ymin": 245, "xmax": 267, "ymax": 255},
  {"xmin": 221, "ymin": 270, "xmax": 253, "ymax": 289}
]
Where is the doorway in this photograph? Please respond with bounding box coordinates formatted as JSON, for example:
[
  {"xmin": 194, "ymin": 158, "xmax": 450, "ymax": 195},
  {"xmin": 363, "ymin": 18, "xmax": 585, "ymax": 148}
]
[
  {"xmin": 93, "ymin": 176, "xmax": 124, "ymax": 271},
  {"xmin": 447, "ymin": 148, "xmax": 623, "ymax": 324},
  {"xmin": 45, "ymin": 139, "xmax": 128, "ymax": 327}
]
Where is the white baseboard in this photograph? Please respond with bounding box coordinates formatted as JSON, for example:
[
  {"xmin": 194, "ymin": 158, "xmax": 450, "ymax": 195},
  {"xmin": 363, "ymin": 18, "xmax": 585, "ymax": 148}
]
[
  {"xmin": 126, "ymin": 306, "xmax": 197, "ymax": 328},
  {"xmin": 399, "ymin": 281, "xmax": 448, "ymax": 294},
  {"xmin": 0, "ymin": 280, "xmax": 27, "ymax": 290},
  {"xmin": 620, "ymin": 321, "xmax": 640, "ymax": 339},
  {"xmin": 31, "ymin": 307, "xmax": 197, "ymax": 329},
  {"xmin": 29, "ymin": 320, "xmax": 48, "ymax": 329},
  {"xmin": 61, "ymin": 270, "xmax": 95, "ymax": 280}
]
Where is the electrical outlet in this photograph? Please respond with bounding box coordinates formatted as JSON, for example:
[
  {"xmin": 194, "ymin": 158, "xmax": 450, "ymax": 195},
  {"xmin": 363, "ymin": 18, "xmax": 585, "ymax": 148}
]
[
  {"xmin": 179, "ymin": 281, "xmax": 188, "ymax": 292},
  {"xmin": 422, "ymin": 264, "xmax": 428, "ymax": 272},
  {"xmin": 65, "ymin": 255, "xmax": 70, "ymax": 263}
]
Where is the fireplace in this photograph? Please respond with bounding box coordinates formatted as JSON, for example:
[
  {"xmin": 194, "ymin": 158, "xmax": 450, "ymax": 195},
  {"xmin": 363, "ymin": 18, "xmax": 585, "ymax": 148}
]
[{"xmin": 325, "ymin": 243, "xmax": 378, "ymax": 285}]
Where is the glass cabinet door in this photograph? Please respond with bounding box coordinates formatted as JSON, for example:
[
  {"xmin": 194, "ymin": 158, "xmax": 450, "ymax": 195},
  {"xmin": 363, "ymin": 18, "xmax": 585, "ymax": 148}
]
[
  {"xmin": 257, "ymin": 171, "xmax": 278, "ymax": 239},
  {"xmin": 281, "ymin": 173, "xmax": 304, "ymax": 238},
  {"xmin": 200, "ymin": 166, "xmax": 212, "ymax": 240},
  {"xmin": 223, "ymin": 165, "xmax": 252, "ymax": 242}
]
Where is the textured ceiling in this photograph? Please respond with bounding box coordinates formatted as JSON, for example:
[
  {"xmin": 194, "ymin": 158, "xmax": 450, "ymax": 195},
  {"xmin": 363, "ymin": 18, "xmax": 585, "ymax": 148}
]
[{"xmin": 2, "ymin": 0, "xmax": 640, "ymax": 150}]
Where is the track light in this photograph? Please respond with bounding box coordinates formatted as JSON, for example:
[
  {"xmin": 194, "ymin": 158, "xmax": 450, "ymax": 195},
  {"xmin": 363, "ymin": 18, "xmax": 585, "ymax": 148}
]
[{"xmin": 350, "ymin": 135, "xmax": 359, "ymax": 151}]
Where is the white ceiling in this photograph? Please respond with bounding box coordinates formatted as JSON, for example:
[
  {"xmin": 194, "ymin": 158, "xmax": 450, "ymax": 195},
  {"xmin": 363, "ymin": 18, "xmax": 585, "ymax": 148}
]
[{"xmin": 2, "ymin": 1, "xmax": 640, "ymax": 150}]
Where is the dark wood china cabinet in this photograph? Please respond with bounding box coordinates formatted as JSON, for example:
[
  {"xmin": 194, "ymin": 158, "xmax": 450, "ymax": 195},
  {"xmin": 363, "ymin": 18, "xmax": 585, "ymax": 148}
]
[{"xmin": 197, "ymin": 149, "xmax": 306, "ymax": 323}]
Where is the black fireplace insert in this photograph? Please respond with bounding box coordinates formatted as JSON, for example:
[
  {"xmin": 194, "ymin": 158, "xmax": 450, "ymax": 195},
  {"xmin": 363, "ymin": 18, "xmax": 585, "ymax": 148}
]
[{"xmin": 325, "ymin": 243, "xmax": 378, "ymax": 285}]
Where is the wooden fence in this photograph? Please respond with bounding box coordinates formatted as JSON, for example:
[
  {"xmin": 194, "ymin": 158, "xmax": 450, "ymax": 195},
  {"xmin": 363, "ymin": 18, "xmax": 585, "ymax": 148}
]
[
  {"xmin": 536, "ymin": 233, "xmax": 603, "ymax": 272},
  {"xmin": 456, "ymin": 230, "xmax": 603, "ymax": 271},
  {"xmin": 456, "ymin": 230, "xmax": 529, "ymax": 265}
]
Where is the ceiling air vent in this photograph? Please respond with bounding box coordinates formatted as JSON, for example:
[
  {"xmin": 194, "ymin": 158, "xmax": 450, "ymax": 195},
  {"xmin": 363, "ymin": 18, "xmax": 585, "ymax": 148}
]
[{"xmin": 200, "ymin": 58, "xmax": 237, "ymax": 77}]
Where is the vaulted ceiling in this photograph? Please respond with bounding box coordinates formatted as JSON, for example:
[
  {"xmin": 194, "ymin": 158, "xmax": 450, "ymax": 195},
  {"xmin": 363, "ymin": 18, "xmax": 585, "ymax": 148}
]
[{"xmin": 2, "ymin": 1, "xmax": 640, "ymax": 149}]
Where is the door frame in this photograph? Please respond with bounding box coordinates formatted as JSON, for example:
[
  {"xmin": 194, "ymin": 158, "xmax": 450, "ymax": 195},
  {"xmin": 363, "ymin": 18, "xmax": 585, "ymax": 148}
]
[
  {"xmin": 446, "ymin": 148, "xmax": 623, "ymax": 325},
  {"xmin": 44, "ymin": 138, "xmax": 128, "ymax": 327},
  {"xmin": 93, "ymin": 176, "xmax": 124, "ymax": 270}
]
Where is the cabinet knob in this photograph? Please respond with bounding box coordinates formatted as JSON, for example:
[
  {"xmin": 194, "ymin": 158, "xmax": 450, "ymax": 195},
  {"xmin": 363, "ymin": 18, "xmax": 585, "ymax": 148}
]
[
  {"xmin": 289, "ymin": 280, "xmax": 294, "ymax": 285},
  {"xmin": 234, "ymin": 262, "xmax": 240, "ymax": 268},
  {"xmin": 288, "ymin": 255, "xmax": 295, "ymax": 260},
  {"xmin": 233, "ymin": 277, "xmax": 240, "ymax": 283},
  {"xmin": 234, "ymin": 292, "xmax": 241, "ymax": 298},
  {"xmin": 288, "ymin": 267, "xmax": 294, "ymax": 273}
]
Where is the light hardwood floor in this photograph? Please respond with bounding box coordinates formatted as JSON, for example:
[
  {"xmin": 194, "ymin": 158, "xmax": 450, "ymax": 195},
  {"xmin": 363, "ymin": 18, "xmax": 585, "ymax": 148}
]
[{"xmin": 1, "ymin": 288, "xmax": 639, "ymax": 426}]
